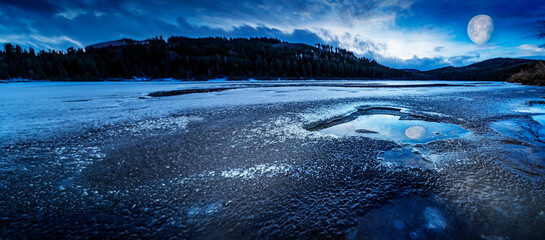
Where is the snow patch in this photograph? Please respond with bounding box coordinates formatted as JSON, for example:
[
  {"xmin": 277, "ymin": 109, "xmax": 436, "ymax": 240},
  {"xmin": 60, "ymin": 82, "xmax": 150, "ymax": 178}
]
[
  {"xmin": 220, "ymin": 163, "xmax": 292, "ymax": 179},
  {"xmin": 107, "ymin": 116, "xmax": 202, "ymax": 136}
]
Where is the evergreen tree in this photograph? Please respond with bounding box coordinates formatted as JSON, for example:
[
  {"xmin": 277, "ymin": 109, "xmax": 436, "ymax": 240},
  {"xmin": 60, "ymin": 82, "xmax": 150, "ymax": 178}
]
[{"xmin": 0, "ymin": 36, "xmax": 408, "ymax": 81}]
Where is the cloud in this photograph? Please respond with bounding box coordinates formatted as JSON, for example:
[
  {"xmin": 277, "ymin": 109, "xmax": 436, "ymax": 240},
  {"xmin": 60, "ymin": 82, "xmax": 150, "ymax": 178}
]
[
  {"xmin": 1, "ymin": 0, "xmax": 60, "ymax": 16},
  {"xmin": 369, "ymin": 52, "xmax": 482, "ymax": 71},
  {"xmin": 516, "ymin": 44, "xmax": 545, "ymax": 56},
  {"xmin": 498, "ymin": 44, "xmax": 545, "ymax": 60},
  {"xmin": 447, "ymin": 54, "xmax": 481, "ymax": 66},
  {"xmin": 371, "ymin": 55, "xmax": 450, "ymax": 70},
  {"xmin": 177, "ymin": 17, "xmax": 324, "ymax": 45},
  {"xmin": 0, "ymin": 0, "xmax": 543, "ymax": 70},
  {"xmin": 55, "ymin": 8, "xmax": 87, "ymax": 20},
  {"xmin": 31, "ymin": 35, "xmax": 83, "ymax": 49}
]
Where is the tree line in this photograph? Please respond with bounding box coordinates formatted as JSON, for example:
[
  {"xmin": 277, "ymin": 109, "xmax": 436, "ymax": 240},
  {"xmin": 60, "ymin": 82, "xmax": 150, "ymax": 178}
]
[{"xmin": 0, "ymin": 36, "xmax": 412, "ymax": 81}]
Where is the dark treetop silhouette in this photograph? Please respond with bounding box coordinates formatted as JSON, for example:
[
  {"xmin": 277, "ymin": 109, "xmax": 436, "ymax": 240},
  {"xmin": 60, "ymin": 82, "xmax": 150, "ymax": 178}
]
[{"xmin": 0, "ymin": 36, "xmax": 543, "ymax": 84}]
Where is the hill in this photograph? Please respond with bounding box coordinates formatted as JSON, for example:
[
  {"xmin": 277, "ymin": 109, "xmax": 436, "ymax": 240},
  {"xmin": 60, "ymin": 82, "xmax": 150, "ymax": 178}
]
[
  {"xmin": 0, "ymin": 36, "xmax": 543, "ymax": 85},
  {"xmin": 0, "ymin": 37, "xmax": 410, "ymax": 81},
  {"xmin": 417, "ymin": 58, "xmax": 541, "ymax": 82}
]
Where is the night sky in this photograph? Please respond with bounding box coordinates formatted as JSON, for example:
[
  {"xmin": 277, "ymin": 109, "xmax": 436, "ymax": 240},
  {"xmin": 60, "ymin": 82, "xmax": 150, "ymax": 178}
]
[{"xmin": 1, "ymin": 0, "xmax": 544, "ymax": 70}]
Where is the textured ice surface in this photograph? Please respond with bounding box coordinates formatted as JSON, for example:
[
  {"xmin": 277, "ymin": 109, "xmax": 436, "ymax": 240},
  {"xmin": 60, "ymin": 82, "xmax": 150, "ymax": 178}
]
[
  {"xmin": 219, "ymin": 163, "xmax": 292, "ymax": 179},
  {"xmin": 187, "ymin": 203, "xmax": 223, "ymax": 217},
  {"xmin": 496, "ymin": 144, "xmax": 545, "ymax": 177},
  {"xmin": 424, "ymin": 207, "xmax": 447, "ymax": 231},
  {"xmin": 2, "ymin": 80, "xmax": 545, "ymax": 239},
  {"xmin": 352, "ymin": 196, "xmax": 473, "ymax": 239},
  {"xmin": 0, "ymin": 81, "xmax": 514, "ymax": 144},
  {"xmin": 380, "ymin": 147, "xmax": 435, "ymax": 169}
]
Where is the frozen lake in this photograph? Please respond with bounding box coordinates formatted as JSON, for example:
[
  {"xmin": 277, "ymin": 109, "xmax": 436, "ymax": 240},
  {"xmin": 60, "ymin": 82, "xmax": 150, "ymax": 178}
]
[
  {"xmin": 0, "ymin": 80, "xmax": 514, "ymax": 143},
  {"xmin": 1, "ymin": 80, "xmax": 545, "ymax": 239}
]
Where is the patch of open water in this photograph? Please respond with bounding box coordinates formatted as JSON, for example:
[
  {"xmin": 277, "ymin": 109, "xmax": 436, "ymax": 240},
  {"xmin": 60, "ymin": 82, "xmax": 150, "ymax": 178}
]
[
  {"xmin": 490, "ymin": 102, "xmax": 545, "ymax": 178},
  {"xmin": 319, "ymin": 114, "xmax": 468, "ymax": 144},
  {"xmin": 308, "ymin": 106, "xmax": 469, "ymax": 145},
  {"xmin": 491, "ymin": 100, "xmax": 545, "ymax": 145},
  {"xmin": 307, "ymin": 106, "xmax": 469, "ymax": 169}
]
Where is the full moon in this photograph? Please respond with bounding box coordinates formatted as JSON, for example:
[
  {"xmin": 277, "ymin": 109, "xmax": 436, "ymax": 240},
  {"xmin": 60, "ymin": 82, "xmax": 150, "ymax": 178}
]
[
  {"xmin": 467, "ymin": 15, "xmax": 493, "ymax": 45},
  {"xmin": 405, "ymin": 126, "xmax": 426, "ymax": 140}
]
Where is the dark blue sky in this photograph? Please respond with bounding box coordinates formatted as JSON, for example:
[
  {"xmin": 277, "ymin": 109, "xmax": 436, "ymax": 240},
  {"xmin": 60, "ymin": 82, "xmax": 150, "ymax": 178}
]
[{"xmin": 1, "ymin": 0, "xmax": 544, "ymax": 70}]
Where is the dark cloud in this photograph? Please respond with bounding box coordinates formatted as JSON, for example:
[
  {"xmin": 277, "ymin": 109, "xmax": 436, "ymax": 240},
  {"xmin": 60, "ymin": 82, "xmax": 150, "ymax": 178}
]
[
  {"xmin": 177, "ymin": 18, "xmax": 323, "ymax": 45},
  {"xmin": 0, "ymin": 0, "xmax": 60, "ymax": 16},
  {"xmin": 0, "ymin": 0, "xmax": 543, "ymax": 68},
  {"xmin": 0, "ymin": 0, "xmax": 328, "ymax": 50}
]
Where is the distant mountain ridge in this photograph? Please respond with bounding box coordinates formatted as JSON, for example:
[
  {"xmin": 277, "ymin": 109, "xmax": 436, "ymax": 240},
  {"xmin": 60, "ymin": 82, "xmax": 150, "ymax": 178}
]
[
  {"xmin": 0, "ymin": 36, "xmax": 543, "ymax": 85},
  {"xmin": 417, "ymin": 58, "xmax": 543, "ymax": 83},
  {"xmin": 86, "ymin": 38, "xmax": 151, "ymax": 49}
]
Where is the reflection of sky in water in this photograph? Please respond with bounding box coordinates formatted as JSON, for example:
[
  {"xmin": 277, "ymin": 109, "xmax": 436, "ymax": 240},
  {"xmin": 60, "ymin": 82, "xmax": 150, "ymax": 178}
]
[
  {"xmin": 499, "ymin": 144, "xmax": 545, "ymax": 177},
  {"xmin": 533, "ymin": 115, "xmax": 545, "ymax": 125},
  {"xmin": 513, "ymin": 103, "xmax": 545, "ymax": 138},
  {"xmin": 380, "ymin": 148, "xmax": 435, "ymax": 169},
  {"xmin": 320, "ymin": 114, "xmax": 468, "ymax": 144},
  {"xmin": 516, "ymin": 106, "xmax": 545, "ymax": 114},
  {"xmin": 532, "ymin": 115, "xmax": 545, "ymax": 141},
  {"xmin": 491, "ymin": 117, "xmax": 545, "ymax": 145}
]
